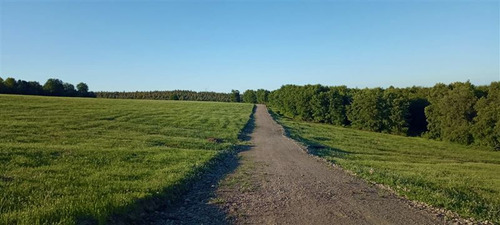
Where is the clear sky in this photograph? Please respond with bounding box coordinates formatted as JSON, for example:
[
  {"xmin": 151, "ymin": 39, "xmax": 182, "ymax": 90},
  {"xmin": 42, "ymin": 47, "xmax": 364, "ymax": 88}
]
[{"xmin": 1, "ymin": 0, "xmax": 499, "ymax": 92}]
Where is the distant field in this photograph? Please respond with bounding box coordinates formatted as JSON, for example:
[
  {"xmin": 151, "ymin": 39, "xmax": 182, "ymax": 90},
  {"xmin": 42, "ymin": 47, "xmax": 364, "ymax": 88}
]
[
  {"xmin": 0, "ymin": 95, "xmax": 253, "ymax": 224},
  {"xmin": 272, "ymin": 111, "xmax": 500, "ymax": 223}
]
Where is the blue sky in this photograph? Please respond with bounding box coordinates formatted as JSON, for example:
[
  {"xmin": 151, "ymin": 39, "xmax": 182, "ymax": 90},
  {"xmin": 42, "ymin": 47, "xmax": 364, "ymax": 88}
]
[{"xmin": 1, "ymin": 1, "xmax": 498, "ymax": 92}]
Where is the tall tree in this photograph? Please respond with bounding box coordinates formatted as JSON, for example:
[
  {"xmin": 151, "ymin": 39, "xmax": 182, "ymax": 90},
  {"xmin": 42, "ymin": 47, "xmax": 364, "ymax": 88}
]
[
  {"xmin": 43, "ymin": 79, "xmax": 65, "ymax": 96},
  {"xmin": 3, "ymin": 77, "xmax": 17, "ymax": 94},
  {"xmin": 63, "ymin": 83, "xmax": 77, "ymax": 96},
  {"xmin": 231, "ymin": 90, "xmax": 241, "ymax": 102},
  {"xmin": 76, "ymin": 82, "xmax": 89, "ymax": 94},
  {"xmin": 28, "ymin": 81, "xmax": 43, "ymax": 95},
  {"xmin": 384, "ymin": 87, "xmax": 410, "ymax": 135},
  {"xmin": 16, "ymin": 80, "xmax": 31, "ymax": 94},
  {"xmin": 472, "ymin": 82, "xmax": 500, "ymax": 149},
  {"xmin": 426, "ymin": 82, "xmax": 477, "ymax": 144},
  {"xmin": 242, "ymin": 90, "xmax": 257, "ymax": 103},
  {"xmin": 326, "ymin": 86, "xmax": 351, "ymax": 126},
  {"xmin": 310, "ymin": 91, "xmax": 330, "ymax": 123},
  {"xmin": 256, "ymin": 89, "xmax": 270, "ymax": 104},
  {"xmin": 424, "ymin": 83, "xmax": 449, "ymax": 139},
  {"xmin": 347, "ymin": 88, "xmax": 386, "ymax": 132}
]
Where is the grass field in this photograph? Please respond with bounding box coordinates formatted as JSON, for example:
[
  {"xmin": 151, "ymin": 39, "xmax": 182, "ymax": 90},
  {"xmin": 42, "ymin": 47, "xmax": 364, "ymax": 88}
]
[
  {"xmin": 271, "ymin": 111, "xmax": 500, "ymax": 223},
  {"xmin": 0, "ymin": 95, "xmax": 254, "ymax": 224}
]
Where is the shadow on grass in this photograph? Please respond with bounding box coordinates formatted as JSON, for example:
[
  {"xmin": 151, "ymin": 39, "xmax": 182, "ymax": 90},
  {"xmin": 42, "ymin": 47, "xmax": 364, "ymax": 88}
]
[
  {"xmin": 92, "ymin": 106, "xmax": 258, "ymax": 225},
  {"xmin": 267, "ymin": 108, "xmax": 351, "ymax": 164}
]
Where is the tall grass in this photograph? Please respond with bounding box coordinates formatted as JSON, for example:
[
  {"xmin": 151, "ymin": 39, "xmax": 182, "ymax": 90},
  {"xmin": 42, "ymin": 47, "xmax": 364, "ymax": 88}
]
[
  {"xmin": 272, "ymin": 111, "xmax": 500, "ymax": 223},
  {"xmin": 0, "ymin": 95, "xmax": 253, "ymax": 224}
]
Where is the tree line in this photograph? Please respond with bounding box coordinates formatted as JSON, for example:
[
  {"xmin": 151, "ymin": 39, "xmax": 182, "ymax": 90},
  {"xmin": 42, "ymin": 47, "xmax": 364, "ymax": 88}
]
[
  {"xmin": 242, "ymin": 89, "xmax": 271, "ymax": 104},
  {"xmin": 0, "ymin": 77, "xmax": 95, "ymax": 97},
  {"xmin": 96, "ymin": 90, "xmax": 242, "ymax": 102},
  {"xmin": 242, "ymin": 82, "xmax": 499, "ymax": 150},
  {"xmin": 3, "ymin": 76, "xmax": 498, "ymax": 150}
]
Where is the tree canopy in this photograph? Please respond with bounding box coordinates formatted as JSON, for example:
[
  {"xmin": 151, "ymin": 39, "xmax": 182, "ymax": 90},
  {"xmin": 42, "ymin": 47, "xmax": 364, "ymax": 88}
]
[
  {"xmin": 267, "ymin": 82, "xmax": 500, "ymax": 150},
  {"xmin": 0, "ymin": 77, "xmax": 95, "ymax": 97}
]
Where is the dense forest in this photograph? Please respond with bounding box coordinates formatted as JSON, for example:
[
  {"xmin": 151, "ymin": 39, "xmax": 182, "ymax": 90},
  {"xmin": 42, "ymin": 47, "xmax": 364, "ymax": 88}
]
[
  {"xmin": 0, "ymin": 77, "xmax": 95, "ymax": 97},
  {"xmin": 245, "ymin": 82, "xmax": 499, "ymax": 150}
]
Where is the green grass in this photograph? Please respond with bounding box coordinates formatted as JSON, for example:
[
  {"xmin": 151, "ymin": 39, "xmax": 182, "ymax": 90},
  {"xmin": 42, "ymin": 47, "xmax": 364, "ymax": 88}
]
[
  {"xmin": 0, "ymin": 94, "xmax": 254, "ymax": 224},
  {"xmin": 271, "ymin": 110, "xmax": 500, "ymax": 223}
]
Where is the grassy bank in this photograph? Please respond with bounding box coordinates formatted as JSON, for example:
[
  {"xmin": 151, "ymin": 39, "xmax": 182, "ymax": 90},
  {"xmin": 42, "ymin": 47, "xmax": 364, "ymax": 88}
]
[
  {"xmin": 271, "ymin": 110, "xmax": 500, "ymax": 223},
  {"xmin": 0, "ymin": 95, "xmax": 253, "ymax": 224}
]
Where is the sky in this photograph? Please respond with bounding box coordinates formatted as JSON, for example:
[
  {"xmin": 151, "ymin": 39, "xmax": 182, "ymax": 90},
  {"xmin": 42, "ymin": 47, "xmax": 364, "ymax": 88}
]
[{"xmin": 0, "ymin": 0, "xmax": 499, "ymax": 92}]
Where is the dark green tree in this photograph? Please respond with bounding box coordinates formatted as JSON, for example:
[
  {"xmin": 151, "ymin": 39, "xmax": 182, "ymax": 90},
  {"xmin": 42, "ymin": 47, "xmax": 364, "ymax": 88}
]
[
  {"xmin": 424, "ymin": 83, "xmax": 449, "ymax": 139},
  {"xmin": 3, "ymin": 77, "xmax": 17, "ymax": 94},
  {"xmin": 16, "ymin": 80, "xmax": 31, "ymax": 94},
  {"xmin": 97, "ymin": 90, "xmax": 232, "ymax": 102},
  {"xmin": 326, "ymin": 86, "xmax": 351, "ymax": 126},
  {"xmin": 43, "ymin": 78, "xmax": 65, "ymax": 96},
  {"xmin": 170, "ymin": 94, "xmax": 179, "ymax": 100},
  {"xmin": 28, "ymin": 81, "xmax": 43, "ymax": 95},
  {"xmin": 297, "ymin": 84, "xmax": 327, "ymax": 121},
  {"xmin": 0, "ymin": 77, "xmax": 4, "ymax": 93},
  {"xmin": 310, "ymin": 91, "xmax": 330, "ymax": 123},
  {"xmin": 63, "ymin": 83, "xmax": 77, "ymax": 96},
  {"xmin": 347, "ymin": 88, "xmax": 386, "ymax": 132},
  {"xmin": 76, "ymin": 82, "xmax": 89, "ymax": 94},
  {"xmin": 242, "ymin": 90, "xmax": 257, "ymax": 103},
  {"xmin": 256, "ymin": 89, "xmax": 270, "ymax": 104},
  {"xmin": 425, "ymin": 82, "xmax": 477, "ymax": 144},
  {"xmin": 383, "ymin": 87, "xmax": 410, "ymax": 135},
  {"xmin": 231, "ymin": 90, "xmax": 241, "ymax": 102},
  {"xmin": 472, "ymin": 82, "xmax": 500, "ymax": 149},
  {"xmin": 0, "ymin": 76, "xmax": 94, "ymax": 97}
]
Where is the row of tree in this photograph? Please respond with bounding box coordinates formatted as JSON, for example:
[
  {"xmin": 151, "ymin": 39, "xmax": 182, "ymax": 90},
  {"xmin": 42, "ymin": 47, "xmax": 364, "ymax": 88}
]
[
  {"xmin": 0, "ymin": 77, "xmax": 95, "ymax": 97},
  {"xmin": 3, "ymin": 76, "xmax": 497, "ymax": 149},
  {"xmin": 242, "ymin": 89, "xmax": 271, "ymax": 104},
  {"xmin": 96, "ymin": 90, "xmax": 242, "ymax": 102},
  {"xmin": 0, "ymin": 76, "xmax": 241, "ymax": 102},
  {"xmin": 259, "ymin": 82, "xmax": 499, "ymax": 150}
]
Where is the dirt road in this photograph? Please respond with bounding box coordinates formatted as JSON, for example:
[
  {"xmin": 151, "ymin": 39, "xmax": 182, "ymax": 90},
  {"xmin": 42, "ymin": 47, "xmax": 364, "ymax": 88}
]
[
  {"xmin": 217, "ymin": 104, "xmax": 442, "ymax": 224},
  {"xmin": 152, "ymin": 104, "xmax": 443, "ymax": 224}
]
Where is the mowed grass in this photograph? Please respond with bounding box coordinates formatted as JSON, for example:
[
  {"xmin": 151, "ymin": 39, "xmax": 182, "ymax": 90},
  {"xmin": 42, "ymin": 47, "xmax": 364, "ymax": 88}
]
[
  {"xmin": 272, "ymin": 112, "xmax": 500, "ymax": 223},
  {"xmin": 0, "ymin": 95, "xmax": 254, "ymax": 224}
]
